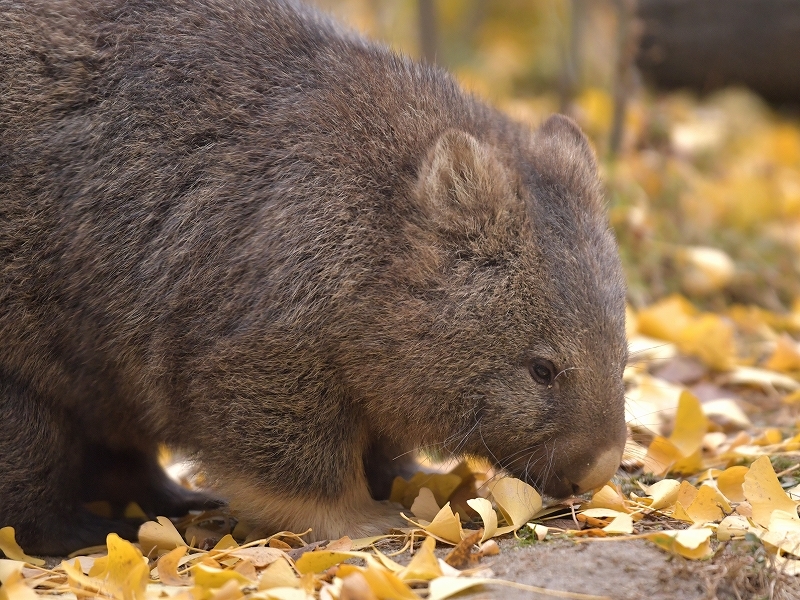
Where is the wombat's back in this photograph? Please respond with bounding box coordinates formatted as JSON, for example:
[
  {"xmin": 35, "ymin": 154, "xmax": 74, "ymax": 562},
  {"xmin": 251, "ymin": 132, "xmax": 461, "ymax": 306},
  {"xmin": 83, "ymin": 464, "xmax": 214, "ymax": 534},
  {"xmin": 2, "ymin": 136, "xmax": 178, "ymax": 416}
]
[{"xmin": 0, "ymin": 0, "xmax": 481, "ymax": 430}]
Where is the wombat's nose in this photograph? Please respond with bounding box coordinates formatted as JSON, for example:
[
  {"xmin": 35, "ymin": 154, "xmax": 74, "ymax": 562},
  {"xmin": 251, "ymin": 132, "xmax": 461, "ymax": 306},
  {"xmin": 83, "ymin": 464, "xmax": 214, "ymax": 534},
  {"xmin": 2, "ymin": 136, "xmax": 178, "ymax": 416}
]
[{"xmin": 571, "ymin": 446, "xmax": 623, "ymax": 494}]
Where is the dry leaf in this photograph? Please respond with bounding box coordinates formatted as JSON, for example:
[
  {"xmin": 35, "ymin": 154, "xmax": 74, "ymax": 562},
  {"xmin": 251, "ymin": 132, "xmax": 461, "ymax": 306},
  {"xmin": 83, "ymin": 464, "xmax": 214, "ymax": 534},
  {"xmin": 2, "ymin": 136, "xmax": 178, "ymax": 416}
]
[
  {"xmin": 398, "ymin": 537, "xmax": 442, "ymax": 581},
  {"xmin": 138, "ymin": 517, "xmax": 187, "ymax": 556},
  {"xmin": 0, "ymin": 528, "xmax": 44, "ymax": 567},
  {"xmin": 743, "ymin": 455, "xmax": 799, "ymax": 527},
  {"xmin": 443, "ymin": 529, "xmax": 483, "ymax": 569}
]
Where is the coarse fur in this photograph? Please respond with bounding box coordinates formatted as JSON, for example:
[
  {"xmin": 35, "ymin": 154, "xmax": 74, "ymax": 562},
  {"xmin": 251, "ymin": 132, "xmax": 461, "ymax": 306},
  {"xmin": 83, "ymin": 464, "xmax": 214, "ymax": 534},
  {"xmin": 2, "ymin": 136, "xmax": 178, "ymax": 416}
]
[{"xmin": 0, "ymin": 0, "xmax": 628, "ymax": 555}]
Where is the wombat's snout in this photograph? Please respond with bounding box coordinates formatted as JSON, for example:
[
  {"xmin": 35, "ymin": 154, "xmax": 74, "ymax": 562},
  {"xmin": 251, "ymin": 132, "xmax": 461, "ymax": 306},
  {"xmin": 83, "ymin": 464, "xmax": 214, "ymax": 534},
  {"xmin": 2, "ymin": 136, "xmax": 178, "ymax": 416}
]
[
  {"xmin": 527, "ymin": 418, "xmax": 626, "ymax": 498},
  {"xmin": 568, "ymin": 446, "xmax": 625, "ymax": 494}
]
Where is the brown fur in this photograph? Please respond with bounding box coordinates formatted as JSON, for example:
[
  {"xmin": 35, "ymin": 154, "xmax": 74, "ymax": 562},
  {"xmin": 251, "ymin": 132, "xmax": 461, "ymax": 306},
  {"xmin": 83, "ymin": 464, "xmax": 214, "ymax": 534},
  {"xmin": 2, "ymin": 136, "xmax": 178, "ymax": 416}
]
[{"xmin": 0, "ymin": 0, "xmax": 628, "ymax": 555}]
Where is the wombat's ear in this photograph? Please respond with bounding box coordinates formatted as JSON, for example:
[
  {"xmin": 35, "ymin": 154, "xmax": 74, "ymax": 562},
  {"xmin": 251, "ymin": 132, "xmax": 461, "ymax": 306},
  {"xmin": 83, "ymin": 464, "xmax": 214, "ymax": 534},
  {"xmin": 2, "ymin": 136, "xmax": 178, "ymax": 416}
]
[
  {"xmin": 415, "ymin": 130, "xmax": 517, "ymax": 233},
  {"xmin": 532, "ymin": 114, "xmax": 600, "ymax": 199}
]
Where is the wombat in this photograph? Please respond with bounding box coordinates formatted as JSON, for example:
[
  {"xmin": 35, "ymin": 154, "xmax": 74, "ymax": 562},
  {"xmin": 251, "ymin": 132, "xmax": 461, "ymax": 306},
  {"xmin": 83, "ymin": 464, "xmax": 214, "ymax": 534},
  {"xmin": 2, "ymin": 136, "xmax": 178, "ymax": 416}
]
[{"xmin": 0, "ymin": 0, "xmax": 628, "ymax": 555}]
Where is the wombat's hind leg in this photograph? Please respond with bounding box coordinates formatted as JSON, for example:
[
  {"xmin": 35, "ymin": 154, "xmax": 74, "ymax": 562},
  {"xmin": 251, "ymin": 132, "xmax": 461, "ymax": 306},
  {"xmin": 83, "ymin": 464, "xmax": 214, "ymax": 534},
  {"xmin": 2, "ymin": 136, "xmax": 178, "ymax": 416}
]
[
  {"xmin": 81, "ymin": 446, "xmax": 225, "ymax": 519},
  {"xmin": 0, "ymin": 377, "xmax": 138, "ymax": 555}
]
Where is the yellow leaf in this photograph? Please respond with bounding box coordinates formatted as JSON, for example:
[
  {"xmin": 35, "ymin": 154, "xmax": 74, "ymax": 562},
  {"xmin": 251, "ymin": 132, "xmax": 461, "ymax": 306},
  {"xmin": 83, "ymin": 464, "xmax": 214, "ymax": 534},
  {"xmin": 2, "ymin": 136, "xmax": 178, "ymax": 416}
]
[
  {"xmin": 717, "ymin": 515, "xmax": 752, "ymax": 541},
  {"xmin": 0, "ymin": 560, "xmax": 24, "ymax": 585},
  {"xmin": 123, "ymin": 502, "xmax": 147, "ymax": 520},
  {"xmin": 645, "ymin": 528, "xmax": 714, "ymax": 559},
  {"xmin": 717, "ymin": 466, "xmax": 749, "ymax": 502},
  {"xmin": 672, "ymin": 502, "xmax": 693, "ymax": 523},
  {"xmin": 427, "ymin": 576, "xmax": 489, "ymax": 600},
  {"xmin": 194, "ymin": 563, "xmax": 254, "ymax": 588},
  {"xmin": 761, "ymin": 511, "xmax": 800, "ymax": 556},
  {"xmin": 212, "ymin": 535, "xmax": 239, "ymax": 551},
  {"xmin": 337, "ymin": 564, "xmax": 419, "ymax": 600},
  {"xmin": 103, "ymin": 534, "xmax": 149, "ymax": 600},
  {"xmin": 582, "ymin": 484, "xmax": 629, "ymax": 512},
  {"xmin": 490, "ymin": 478, "xmax": 542, "ymax": 529},
  {"xmin": 410, "ymin": 488, "xmax": 441, "ymax": 522},
  {"xmin": 156, "ymin": 546, "xmax": 192, "ymax": 586},
  {"xmin": 642, "ymin": 436, "xmax": 681, "ymax": 476},
  {"xmin": 642, "ymin": 479, "xmax": 681, "ymax": 510},
  {"xmin": 422, "ymin": 503, "xmax": 464, "ymax": 544},
  {"xmin": 258, "ymin": 558, "xmax": 299, "ymax": 590},
  {"xmin": 675, "ymin": 481, "xmax": 698, "ymax": 508},
  {"xmin": 603, "ymin": 514, "xmax": 634, "ymax": 534},
  {"xmin": 465, "ymin": 498, "xmax": 498, "ymax": 541},
  {"xmin": 637, "ymin": 295, "xmax": 697, "ymax": 343},
  {"xmin": 765, "ymin": 335, "xmax": 800, "ymax": 373},
  {"xmin": 0, "ymin": 528, "xmax": 44, "ymax": 567},
  {"xmin": 62, "ymin": 535, "xmax": 148, "ymax": 600},
  {"xmin": 670, "ymin": 391, "xmax": 709, "ymax": 457},
  {"xmin": 398, "ymin": 537, "xmax": 442, "ymax": 582},
  {"xmin": 743, "ymin": 455, "xmax": 799, "ymax": 527},
  {"xmin": 257, "ymin": 587, "xmax": 309, "ymax": 600},
  {"xmin": 295, "ymin": 551, "xmax": 364, "ymax": 575},
  {"xmin": 686, "ymin": 485, "xmax": 726, "ymax": 524},
  {"xmin": 390, "ymin": 473, "xmax": 463, "ymax": 509},
  {"xmin": 0, "ymin": 571, "xmax": 38, "ymax": 600},
  {"xmin": 138, "ymin": 517, "xmax": 187, "ymax": 556}
]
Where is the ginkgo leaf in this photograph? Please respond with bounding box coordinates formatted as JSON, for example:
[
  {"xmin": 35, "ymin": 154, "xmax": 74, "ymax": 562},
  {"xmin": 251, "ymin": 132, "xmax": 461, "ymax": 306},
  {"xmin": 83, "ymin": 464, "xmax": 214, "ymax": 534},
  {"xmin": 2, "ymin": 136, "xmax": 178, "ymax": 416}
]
[
  {"xmin": 194, "ymin": 563, "xmax": 256, "ymax": 587},
  {"xmin": 337, "ymin": 563, "xmax": 418, "ymax": 600},
  {"xmin": 717, "ymin": 515, "xmax": 752, "ymax": 541},
  {"xmin": 465, "ymin": 498, "xmax": 498, "ymax": 541},
  {"xmin": 645, "ymin": 528, "xmax": 714, "ymax": 559},
  {"xmin": 603, "ymin": 514, "xmax": 634, "ymax": 534},
  {"xmin": 410, "ymin": 488, "xmax": 441, "ymax": 522},
  {"xmin": 138, "ymin": 517, "xmax": 187, "ymax": 556},
  {"xmin": 156, "ymin": 546, "xmax": 192, "ymax": 586},
  {"xmin": 582, "ymin": 484, "xmax": 629, "ymax": 513},
  {"xmin": 422, "ymin": 503, "xmax": 465, "ymax": 544},
  {"xmin": 398, "ymin": 536, "xmax": 442, "ymax": 582},
  {"xmin": 0, "ymin": 560, "xmax": 24, "ymax": 585},
  {"xmin": 717, "ymin": 465, "xmax": 749, "ymax": 502},
  {"xmin": 490, "ymin": 478, "xmax": 542, "ymax": 530},
  {"xmin": 685, "ymin": 485, "xmax": 727, "ymax": 524},
  {"xmin": 258, "ymin": 557, "xmax": 300, "ymax": 590},
  {"xmin": 641, "ymin": 479, "xmax": 681, "ymax": 510},
  {"xmin": 0, "ymin": 571, "xmax": 38, "ymax": 600},
  {"xmin": 743, "ymin": 455, "xmax": 799, "ymax": 527},
  {"xmin": 0, "ymin": 528, "xmax": 44, "ymax": 567},
  {"xmin": 670, "ymin": 391, "xmax": 709, "ymax": 457}
]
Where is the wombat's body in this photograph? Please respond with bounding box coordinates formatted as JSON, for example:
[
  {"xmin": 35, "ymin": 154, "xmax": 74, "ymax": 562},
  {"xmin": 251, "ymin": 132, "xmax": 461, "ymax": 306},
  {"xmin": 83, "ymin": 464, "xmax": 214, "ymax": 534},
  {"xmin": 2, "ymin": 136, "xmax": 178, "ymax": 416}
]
[{"xmin": 0, "ymin": 0, "xmax": 628, "ymax": 555}]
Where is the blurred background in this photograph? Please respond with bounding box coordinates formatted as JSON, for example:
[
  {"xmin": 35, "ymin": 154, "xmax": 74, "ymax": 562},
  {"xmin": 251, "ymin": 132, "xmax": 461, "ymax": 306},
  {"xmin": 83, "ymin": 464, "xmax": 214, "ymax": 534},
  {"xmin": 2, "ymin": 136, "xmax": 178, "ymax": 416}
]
[{"xmin": 310, "ymin": 0, "xmax": 800, "ymax": 316}]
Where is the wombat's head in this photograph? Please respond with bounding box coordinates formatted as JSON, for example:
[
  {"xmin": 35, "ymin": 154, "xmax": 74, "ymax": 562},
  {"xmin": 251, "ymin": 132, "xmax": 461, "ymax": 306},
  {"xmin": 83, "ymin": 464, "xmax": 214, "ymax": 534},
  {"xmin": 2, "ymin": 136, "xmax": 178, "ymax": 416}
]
[{"xmin": 361, "ymin": 114, "xmax": 627, "ymax": 497}]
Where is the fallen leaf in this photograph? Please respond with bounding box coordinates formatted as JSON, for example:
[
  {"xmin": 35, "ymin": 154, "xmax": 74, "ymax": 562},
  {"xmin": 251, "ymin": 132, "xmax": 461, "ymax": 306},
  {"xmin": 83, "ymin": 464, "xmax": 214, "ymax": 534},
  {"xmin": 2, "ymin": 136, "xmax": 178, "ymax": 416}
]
[
  {"xmin": 156, "ymin": 546, "xmax": 193, "ymax": 586},
  {"xmin": 490, "ymin": 478, "xmax": 542, "ymax": 531},
  {"xmin": 743, "ymin": 455, "xmax": 799, "ymax": 527},
  {"xmin": 0, "ymin": 529, "xmax": 44, "ymax": 567},
  {"xmin": 398, "ymin": 536, "xmax": 442, "ymax": 581},
  {"xmin": 465, "ymin": 498, "xmax": 498, "ymax": 541},
  {"xmin": 410, "ymin": 488, "xmax": 441, "ymax": 522},
  {"xmin": 259, "ymin": 557, "xmax": 300, "ymax": 590},
  {"xmin": 645, "ymin": 528, "xmax": 714, "ymax": 559},
  {"xmin": 443, "ymin": 529, "xmax": 483, "ymax": 569},
  {"xmin": 139, "ymin": 517, "xmax": 187, "ymax": 557}
]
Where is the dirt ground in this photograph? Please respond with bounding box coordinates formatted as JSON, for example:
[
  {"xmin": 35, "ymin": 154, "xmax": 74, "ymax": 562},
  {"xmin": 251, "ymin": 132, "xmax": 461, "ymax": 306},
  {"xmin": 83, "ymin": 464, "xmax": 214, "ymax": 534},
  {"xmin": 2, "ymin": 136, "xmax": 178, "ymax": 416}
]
[{"xmin": 428, "ymin": 537, "xmax": 800, "ymax": 600}]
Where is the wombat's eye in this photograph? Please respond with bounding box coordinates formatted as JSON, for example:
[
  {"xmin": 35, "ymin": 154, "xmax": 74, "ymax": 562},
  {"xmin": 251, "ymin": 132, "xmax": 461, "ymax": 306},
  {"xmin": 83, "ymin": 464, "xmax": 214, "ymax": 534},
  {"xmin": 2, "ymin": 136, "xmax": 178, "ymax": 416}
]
[{"xmin": 528, "ymin": 359, "xmax": 556, "ymax": 386}]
